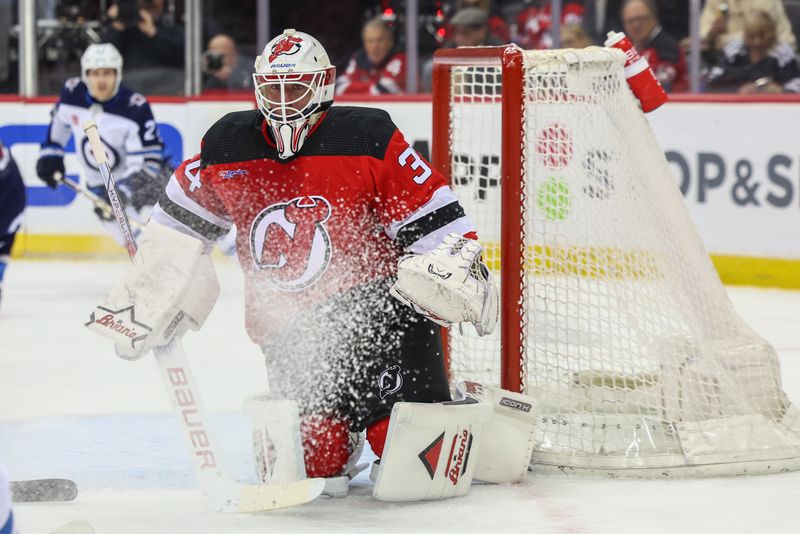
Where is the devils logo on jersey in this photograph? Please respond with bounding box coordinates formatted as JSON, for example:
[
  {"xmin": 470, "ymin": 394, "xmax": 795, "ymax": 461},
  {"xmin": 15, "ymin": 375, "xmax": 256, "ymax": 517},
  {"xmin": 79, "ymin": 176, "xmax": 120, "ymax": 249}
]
[
  {"xmin": 378, "ymin": 365, "xmax": 404, "ymax": 399},
  {"xmin": 250, "ymin": 195, "xmax": 333, "ymax": 291},
  {"xmin": 269, "ymin": 35, "xmax": 303, "ymax": 63}
]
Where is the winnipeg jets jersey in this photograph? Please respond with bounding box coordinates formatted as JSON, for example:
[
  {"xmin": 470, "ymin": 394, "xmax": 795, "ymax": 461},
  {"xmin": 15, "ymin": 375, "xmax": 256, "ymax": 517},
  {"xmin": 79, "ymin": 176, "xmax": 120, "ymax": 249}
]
[
  {"xmin": 42, "ymin": 78, "xmax": 164, "ymax": 188},
  {"xmin": 151, "ymin": 106, "xmax": 475, "ymax": 344}
]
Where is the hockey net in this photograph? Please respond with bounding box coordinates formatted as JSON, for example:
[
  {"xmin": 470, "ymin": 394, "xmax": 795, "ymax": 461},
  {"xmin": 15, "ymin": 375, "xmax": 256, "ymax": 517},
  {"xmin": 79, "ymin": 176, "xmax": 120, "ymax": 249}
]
[{"xmin": 432, "ymin": 45, "xmax": 800, "ymax": 476}]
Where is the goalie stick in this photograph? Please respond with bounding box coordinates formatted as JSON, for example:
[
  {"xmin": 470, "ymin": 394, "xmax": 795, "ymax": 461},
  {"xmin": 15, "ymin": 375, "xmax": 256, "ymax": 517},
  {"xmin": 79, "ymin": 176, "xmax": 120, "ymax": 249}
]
[
  {"xmin": 82, "ymin": 121, "xmax": 325, "ymax": 512},
  {"xmin": 10, "ymin": 478, "xmax": 77, "ymax": 503}
]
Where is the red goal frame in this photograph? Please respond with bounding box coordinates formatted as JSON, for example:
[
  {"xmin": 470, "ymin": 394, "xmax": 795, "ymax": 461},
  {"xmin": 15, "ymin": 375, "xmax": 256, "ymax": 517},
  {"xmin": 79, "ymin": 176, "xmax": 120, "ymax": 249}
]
[{"xmin": 431, "ymin": 45, "xmax": 525, "ymax": 393}]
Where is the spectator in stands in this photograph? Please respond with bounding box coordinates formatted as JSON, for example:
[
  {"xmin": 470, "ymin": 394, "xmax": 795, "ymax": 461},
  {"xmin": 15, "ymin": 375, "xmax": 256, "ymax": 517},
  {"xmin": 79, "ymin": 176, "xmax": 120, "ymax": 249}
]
[
  {"xmin": 516, "ymin": 0, "xmax": 585, "ymax": 49},
  {"xmin": 692, "ymin": 0, "xmax": 796, "ymax": 62},
  {"xmin": 622, "ymin": 0, "xmax": 688, "ymax": 92},
  {"xmin": 706, "ymin": 10, "xmax": 800, "ymax": 93},
  {"xmin": 583, "ymin": 0, "xmax": 689, "ymax": 45},
  {"xmin": 335, "ymin": 16, "xmax": 406, "ymax": 95},
  {"xmin": 455, "ymin": 0, "xmax": 511, "ymax": 43},
  {"xmin": 657, "ymin": 0, "xmax": 690, "ymax": 40},
  {"xmin": 560, "ymin": 23, "xmax": 593, "ymax": 49},
  {"xmin": 202, "ymin": 34, "xmax": 252, "ymax": 91},
  {"xmin": 102, "ymin": 0, "xmax": 184, "ymax": 93},
  {"xmin": 583, "ymin": 0, "xmax": 624, "ymax": 44},
  {"xmin": 421, "ymin": 8, "xmax": 505, "ymax": 93},
  {"xmin": 448, "ymin": 7, "xmax": 505, "ymax": 48}
]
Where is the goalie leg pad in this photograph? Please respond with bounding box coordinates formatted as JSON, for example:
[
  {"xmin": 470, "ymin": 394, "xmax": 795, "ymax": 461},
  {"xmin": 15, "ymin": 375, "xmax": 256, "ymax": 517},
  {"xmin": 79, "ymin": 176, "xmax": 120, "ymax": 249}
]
[
  {"xmin": 246, "ymin": 397, "xmax": 366, "ymax": 497},
  {"xmin": 455, "ymin": 382, "xmax": 540, "ymax": 483},
  {"xmin": 244, "ymin": 396, "xmax": 307, "ymax": 485},
  {"xmin": 372, "ymin": 401, "xmax": 493, "ymax": 501}
]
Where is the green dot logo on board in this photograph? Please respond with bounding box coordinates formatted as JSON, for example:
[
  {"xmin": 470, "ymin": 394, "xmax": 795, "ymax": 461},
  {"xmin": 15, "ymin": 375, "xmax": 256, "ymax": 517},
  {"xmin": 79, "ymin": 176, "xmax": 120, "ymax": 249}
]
[
  {"xmin": 535, "ymin": 122, "xmax": 574, "ymax": 221},
  {"xmin": 536, "ymin": 176, "xmax": 572, "ymax": 221}
]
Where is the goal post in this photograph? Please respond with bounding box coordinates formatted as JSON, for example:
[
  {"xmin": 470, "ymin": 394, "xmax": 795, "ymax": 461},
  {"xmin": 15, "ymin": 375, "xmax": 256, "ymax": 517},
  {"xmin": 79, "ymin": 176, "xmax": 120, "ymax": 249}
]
[
  {"xmin": 432, "ymin": 44, "xmax": 800, "ymax": 477},
  {"xmin": 432, "ymin": 46, "xmax": 526, "ymax": 394}
]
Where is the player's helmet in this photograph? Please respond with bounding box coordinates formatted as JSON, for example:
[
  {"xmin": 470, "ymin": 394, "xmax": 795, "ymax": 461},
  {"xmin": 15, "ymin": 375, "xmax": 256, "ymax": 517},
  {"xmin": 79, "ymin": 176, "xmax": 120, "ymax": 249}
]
[
  {"xmin": 81, "ymin": 44, "xmax": 124, "ymax": 99},
  {"xmin": 253, "ymin": 29, "xmax": 336, "ymax": 159}
]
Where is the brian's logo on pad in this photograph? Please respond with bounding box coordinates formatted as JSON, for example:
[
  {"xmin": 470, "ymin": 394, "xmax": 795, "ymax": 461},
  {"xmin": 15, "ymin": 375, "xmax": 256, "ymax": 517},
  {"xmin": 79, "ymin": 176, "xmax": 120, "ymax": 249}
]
[
  {"xmin": 446, "ymin": 429, "xmax": 473, "ymax": 485},
  {"xmin": 417, "ymin": 428, "xmax": 474, "ymax": 483},
  {"xmin": 269, "ymin": 35, "xmax": 303, "ymax": 63},
  {"xmin": 418, "ymin": 432, "xmax": 445, "ymax": 479},
  {"xmin": 85, "ymin": 305, "xmax": 151, "ymax": 348},
  {"xmin": 250, "ymin": 195, "xmax": 333, "ymax": 291}
]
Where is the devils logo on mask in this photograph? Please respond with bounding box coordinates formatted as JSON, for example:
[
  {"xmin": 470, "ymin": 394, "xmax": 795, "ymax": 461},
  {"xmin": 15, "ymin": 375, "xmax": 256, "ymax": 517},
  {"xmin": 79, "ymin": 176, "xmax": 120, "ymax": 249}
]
[
  {"xmin": 268, "ymin": 35, "xmax": 303, "ymax": 63},
  {"xmin": 250, "ymin": 196, "xmax": 333, "ymax": 291}
]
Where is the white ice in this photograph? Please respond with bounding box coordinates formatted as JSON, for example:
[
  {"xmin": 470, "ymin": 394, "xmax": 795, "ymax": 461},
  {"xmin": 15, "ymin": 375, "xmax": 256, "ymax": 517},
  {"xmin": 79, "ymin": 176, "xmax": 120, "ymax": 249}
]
[{"xmin": 1, "ymin": 258, "xmax": 800, "ymax": 533}]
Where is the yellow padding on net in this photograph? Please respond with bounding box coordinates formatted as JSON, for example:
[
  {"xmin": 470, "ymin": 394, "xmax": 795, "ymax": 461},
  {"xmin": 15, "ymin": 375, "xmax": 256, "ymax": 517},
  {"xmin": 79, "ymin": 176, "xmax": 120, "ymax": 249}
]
[
  {"xmin": 481, "ymin": 242, "xmax": 800, "ymax": 288},
  {"xmin": 481, "ymin": 242, "xmax": 661, "ymax": 280}
]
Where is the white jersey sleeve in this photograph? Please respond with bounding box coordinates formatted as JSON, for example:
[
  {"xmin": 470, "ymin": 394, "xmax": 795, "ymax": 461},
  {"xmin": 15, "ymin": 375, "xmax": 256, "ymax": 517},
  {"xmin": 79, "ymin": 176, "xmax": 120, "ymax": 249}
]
[{"xmin": 41, "ymin": 78, "xmax": 80, "ymax": 157}]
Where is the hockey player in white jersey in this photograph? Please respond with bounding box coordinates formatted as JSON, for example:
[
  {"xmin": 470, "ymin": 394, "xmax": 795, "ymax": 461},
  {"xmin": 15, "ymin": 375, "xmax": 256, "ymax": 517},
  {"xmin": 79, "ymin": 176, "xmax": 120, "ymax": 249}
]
[{"xmin": 36, "ymin": 43, "xmax": 172, "ymax": 243}]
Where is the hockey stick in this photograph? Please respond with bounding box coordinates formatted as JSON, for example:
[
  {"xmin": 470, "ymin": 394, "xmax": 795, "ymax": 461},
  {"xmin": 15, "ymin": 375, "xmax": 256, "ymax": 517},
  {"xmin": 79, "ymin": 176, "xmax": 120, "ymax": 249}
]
[
  {"xmin": 82, "ymin": 120, "xmax": 325, "ymax": 512},
  {"xmin": 10, "ymin": 479, "xmax": 77, "ymax": 502},
  {"xmin": 57, "ymin": 173, "xmax": 145, "ymax": 230}
]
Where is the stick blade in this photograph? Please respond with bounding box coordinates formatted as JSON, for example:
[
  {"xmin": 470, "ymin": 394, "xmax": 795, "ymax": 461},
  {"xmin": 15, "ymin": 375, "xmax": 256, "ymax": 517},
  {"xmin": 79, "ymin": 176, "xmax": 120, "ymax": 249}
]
[
  {"xmin": 234, "ymin": 478, "xmax": 326, "ymax": 513},
  {"xmin": 11, "ymin": 478, "xmax": 78, "ymax": 502}
]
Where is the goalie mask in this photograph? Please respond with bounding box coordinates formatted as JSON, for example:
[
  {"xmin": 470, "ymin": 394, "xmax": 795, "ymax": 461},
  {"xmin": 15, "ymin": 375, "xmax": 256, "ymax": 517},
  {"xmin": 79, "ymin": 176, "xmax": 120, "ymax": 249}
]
[
  {"xmin": 253, "ymin": 29, "xmax": 336, "ymax": 160},
  {"xmin": 81, "ymin": 44, "xmax": 124, "ymax": 101}
]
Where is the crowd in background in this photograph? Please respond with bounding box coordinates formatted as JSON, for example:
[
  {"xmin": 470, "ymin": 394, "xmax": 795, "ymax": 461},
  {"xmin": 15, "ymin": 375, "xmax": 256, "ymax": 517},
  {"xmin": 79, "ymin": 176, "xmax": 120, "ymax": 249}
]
[{"xmin": 1, "ymin": 0, "xmax": 799, "ymax": 96}]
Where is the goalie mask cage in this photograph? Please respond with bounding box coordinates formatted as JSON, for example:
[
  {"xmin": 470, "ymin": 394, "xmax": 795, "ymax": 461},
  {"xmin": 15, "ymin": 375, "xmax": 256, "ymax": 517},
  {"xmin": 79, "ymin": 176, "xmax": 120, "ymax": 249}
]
[{"xmin": 432, "ymin": 45, "xmax": 800, "ymax": 477}]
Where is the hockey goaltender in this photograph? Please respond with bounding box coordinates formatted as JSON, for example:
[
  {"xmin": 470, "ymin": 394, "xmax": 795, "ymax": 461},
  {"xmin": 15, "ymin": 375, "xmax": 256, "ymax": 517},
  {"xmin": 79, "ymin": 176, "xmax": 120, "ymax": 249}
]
[{"xmin": 87, "ymin": 28, "xmax": 539, "ymax": 504}]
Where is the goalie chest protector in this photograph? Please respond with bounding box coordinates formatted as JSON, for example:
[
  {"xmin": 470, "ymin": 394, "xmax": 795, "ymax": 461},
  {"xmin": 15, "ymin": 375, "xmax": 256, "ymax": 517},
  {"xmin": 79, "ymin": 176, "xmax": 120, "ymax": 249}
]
[{"xmin": 164, "ymin": 107, "xmax": 467, "ymax": 343}]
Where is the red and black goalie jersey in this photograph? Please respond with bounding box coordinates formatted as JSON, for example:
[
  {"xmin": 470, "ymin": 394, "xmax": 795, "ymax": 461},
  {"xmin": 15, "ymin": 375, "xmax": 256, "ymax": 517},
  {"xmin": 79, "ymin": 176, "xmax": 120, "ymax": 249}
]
[{"xmin": 151, "ymin": 106, "xmax": 475, "ymax": 344}]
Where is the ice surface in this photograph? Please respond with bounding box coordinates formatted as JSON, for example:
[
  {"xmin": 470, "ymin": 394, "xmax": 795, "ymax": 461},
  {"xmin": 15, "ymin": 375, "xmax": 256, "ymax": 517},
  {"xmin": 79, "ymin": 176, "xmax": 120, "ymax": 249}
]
[{"xmin": 1, "ymin": 259, "xmax": 799, "ymax": 533}]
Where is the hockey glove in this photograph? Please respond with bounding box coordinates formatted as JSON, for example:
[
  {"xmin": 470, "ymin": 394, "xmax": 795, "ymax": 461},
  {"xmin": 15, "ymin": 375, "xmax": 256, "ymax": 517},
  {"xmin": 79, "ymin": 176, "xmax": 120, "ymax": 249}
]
[
  {"xmin": 85, "ymin": 221, "xmax": 220, "ymax": 360},
  {"xmin": 389, "ymin": 233, "xmax": 499, "ymax": 336},
  {"xmin": 126, "ymin": 161, "xmax": 173, "ymax": 212},
  {"xmin": 36, "ymin": 147, "xmax": 65, "ymax": 189}
]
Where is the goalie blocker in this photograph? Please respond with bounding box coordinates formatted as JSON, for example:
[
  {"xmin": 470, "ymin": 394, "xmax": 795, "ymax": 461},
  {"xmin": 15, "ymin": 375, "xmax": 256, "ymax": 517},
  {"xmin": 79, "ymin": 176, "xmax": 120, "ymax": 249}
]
[
  {"xmin": 85, "ymin": 221, "xmax": 220, "ymax": 359},
  {"xmin": 373, "ymin": 382, "xmax": 538, "ymax": 501}
]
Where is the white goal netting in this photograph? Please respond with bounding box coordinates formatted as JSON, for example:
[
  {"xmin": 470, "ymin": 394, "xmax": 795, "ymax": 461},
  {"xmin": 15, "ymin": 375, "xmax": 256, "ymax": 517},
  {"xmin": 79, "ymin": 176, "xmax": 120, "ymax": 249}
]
[{"xmin": 440, "ymin": 46, "xmax": 800, "ymax": 476}]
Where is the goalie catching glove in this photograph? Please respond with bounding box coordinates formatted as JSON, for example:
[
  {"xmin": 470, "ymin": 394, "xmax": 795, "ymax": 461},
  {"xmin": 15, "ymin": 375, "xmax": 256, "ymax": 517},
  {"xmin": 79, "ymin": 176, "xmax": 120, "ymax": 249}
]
[
  {"xmin": 85, "ymin": 221, "xmax": 220, "ymax": 359},
  {"xmin": 390, "ymin": 233, "xmax": 498, "ymax": 336}
]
